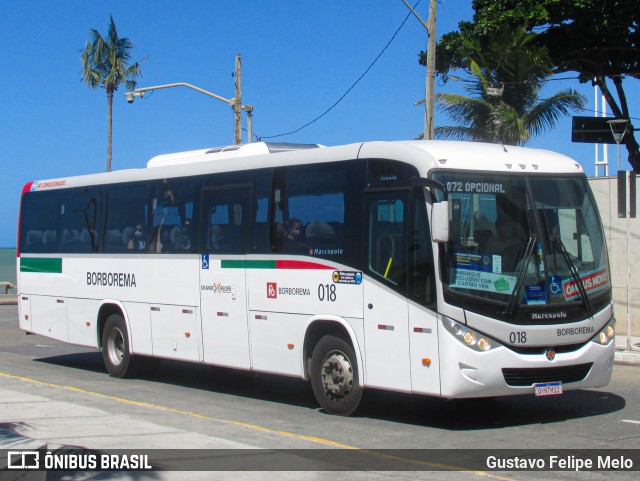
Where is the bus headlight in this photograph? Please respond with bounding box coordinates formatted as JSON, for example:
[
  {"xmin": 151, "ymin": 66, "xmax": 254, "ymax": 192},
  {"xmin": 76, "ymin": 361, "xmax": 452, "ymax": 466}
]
[
  {"xmin": 594, "ymin": 321, "xmax": 615, "ymax": 346},
  {"xmin": 477, "ymin": 337, "xmax": 490, "ymax": 351},
  {"xmin": 442, "ymin": 317, "xmax": 499, "ymax": 352}
]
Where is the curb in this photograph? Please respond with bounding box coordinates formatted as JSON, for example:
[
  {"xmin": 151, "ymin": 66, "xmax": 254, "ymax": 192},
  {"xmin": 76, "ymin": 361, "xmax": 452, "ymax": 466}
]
[
  {"xmin": 0, "ymin": 295, "xmax": 17, "ymax": 305},
  {"xmin": 614, "ymin": 349, "xmax": 640, "ymax": 366}
]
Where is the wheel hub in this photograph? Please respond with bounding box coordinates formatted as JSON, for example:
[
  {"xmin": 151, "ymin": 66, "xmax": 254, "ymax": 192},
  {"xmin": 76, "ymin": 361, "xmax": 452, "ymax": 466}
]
[
  {"xmin": 321, "ymin": 352, "xmax": 353, "ymax": 398},
  {"xmin": 107, "ymin": 327, "xmax": 125, "ymax": 366}
]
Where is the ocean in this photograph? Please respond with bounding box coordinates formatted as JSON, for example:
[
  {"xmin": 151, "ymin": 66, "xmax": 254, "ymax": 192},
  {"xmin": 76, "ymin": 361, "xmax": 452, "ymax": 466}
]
[{"xmin": 0, "ymin": 248, "xmax": 17, "ymax": 293}]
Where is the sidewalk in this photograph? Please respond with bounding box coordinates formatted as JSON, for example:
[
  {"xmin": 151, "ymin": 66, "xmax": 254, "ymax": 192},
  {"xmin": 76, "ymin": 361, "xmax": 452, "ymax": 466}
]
[
  {"xmin": 615, "ymin": 336, "xmax": 640, "ymax": 365},
  {"xmin": 0, "ymin": 294, "xmax": 17, "ymax": 305}
]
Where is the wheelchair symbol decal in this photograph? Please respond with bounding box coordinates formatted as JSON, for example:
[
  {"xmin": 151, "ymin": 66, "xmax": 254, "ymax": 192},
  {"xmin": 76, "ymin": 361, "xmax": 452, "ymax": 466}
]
[{"xmin": 549, "ymin": 275, "xmax": 562, "ymax": 295}]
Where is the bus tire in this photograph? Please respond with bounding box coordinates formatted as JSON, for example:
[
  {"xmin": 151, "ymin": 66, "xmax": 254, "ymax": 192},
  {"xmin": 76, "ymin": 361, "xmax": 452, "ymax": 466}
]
[
  {"xmin": 102, "ymin": 313, "xmax": 137, "ymax": 378},
  {"xmin": 310, "ymin": 335, "xmax": 363, "ymax": 416}
]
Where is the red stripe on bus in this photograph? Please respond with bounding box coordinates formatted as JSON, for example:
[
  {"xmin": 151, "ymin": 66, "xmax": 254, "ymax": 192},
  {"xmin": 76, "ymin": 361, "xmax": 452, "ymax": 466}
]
[{"xmin": 275, "ymin": 260, "xmax": 334, "ymax": 270}]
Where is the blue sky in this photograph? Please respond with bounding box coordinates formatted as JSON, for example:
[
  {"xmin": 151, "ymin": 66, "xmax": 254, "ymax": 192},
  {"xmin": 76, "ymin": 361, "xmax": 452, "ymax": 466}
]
[{"xmin": 1, "ymin": 0, "xmax": 638, "ymax": 247}]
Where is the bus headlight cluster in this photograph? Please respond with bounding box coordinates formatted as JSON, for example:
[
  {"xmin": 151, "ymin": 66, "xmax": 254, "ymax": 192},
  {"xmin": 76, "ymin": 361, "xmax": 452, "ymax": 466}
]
[
  {"xmin": 442, "ymin": 317, "xmax": 499, "ymax": 352},
  {"xmin": 594, "ymin": 322, "xmax": 615, "ymax": 345}
]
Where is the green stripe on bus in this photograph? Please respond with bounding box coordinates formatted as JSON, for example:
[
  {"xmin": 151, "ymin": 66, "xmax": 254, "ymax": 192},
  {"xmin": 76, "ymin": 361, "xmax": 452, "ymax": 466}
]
[
  {"xmin": 20, "ymin": 257, "xmax": 62, "ymax": 273},
  {"xmin": 221, "ymin": 260, "xmax": 277, "ymax": 269}
]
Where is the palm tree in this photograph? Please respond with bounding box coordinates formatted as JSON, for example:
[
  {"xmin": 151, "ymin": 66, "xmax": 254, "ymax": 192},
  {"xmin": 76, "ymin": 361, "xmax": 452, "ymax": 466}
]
[
  {"xmin": 81, "ymin": 16, "xmax": 142, "ymax": 171},
  {"xmin": 434, "ymin": 27, "xmax": 586, "ymax": 145}
]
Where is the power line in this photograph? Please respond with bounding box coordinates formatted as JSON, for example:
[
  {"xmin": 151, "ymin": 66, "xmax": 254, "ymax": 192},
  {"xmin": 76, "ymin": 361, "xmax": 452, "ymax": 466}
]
[{"xmin": 257, "ymin": 2, "xmax": 420, "ymax": 141}]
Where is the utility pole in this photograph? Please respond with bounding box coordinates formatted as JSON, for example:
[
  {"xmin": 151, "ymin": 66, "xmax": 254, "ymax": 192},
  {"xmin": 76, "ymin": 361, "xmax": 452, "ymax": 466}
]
[
  {"xmin": 233, "ymin": 54, "xmax": 242, "ymax": 145},
  {"xmin": 403, "ymin": 0, "xmax": 437, "ymax": 140},
  {"xmin": 425, "ymin": 0, "xmax": 436, "ymax": 140}
]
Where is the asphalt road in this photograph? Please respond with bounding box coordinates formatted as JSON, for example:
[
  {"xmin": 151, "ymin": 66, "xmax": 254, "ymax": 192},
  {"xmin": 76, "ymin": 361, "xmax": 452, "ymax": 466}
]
[{"xmin": 1, "ymin": 304, "xmax": 639, "ymax": 481}]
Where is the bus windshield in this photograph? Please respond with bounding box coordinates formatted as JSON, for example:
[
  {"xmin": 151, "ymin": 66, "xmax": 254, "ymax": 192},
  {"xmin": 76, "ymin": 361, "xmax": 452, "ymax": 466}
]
[{"xmin": 432, "ymin": 172, "xmax": 610, "ymax": 319}]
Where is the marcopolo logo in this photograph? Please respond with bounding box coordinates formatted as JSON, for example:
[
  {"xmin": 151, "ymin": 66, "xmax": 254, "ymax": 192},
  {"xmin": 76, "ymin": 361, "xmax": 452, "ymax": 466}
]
[{"xmin": 531, "ymin": 311, "xmax": 568, "ymax": 320}]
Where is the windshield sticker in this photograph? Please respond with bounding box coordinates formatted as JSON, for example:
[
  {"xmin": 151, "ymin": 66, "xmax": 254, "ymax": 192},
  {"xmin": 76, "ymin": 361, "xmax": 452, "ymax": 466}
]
[
  {"xmin": 451, "ymin": 267, "xmax": 516, "ymax": 294},
  {"xmin": 492, "ymin": 255, "xmax": 502, "ymax": 273},
  {"xmin": 525, "ymin": 285, "xmax": 546, "ymax": 305},
  {"xmin": 549, "ymin": 275, "xmax": 563, "ymax": 295},
  {"xmin": 562, "ymin": 267, "xmax": 609, "ymax": 301},
  {"xmin": 454, "ymin": 252, "xmax": 492, "ymax": 272}
]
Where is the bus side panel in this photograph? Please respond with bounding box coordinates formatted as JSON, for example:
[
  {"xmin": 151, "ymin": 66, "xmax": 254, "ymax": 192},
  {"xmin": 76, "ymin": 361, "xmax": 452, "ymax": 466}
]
[
  {"xmin": 199, "ymin": 256, "xmax": 251, "ymax": 370},
  {"xmin": 362, "ymin": 280, "xmax": 411, "ymax": 391},
  {"xmin": 408, "ymin": 303, "xmax": 441, "ymax": 395},
  {"xmin": 18, "ymin": 295, "xmax": 32, "ymax": 332},
  {"xmin": 149, "ymin": 304, "xmax": 201, "ymax": 362},
  {"xmin": 67, "ymin": 298, "xmax": 101, "ymax": 348},
  {"xmin": 122, "ymin": 301, "xmax": 153, "ymax": 356},
  {"xmin": 248, "ymin": 311, "xmax": 305, "ymax": 377},
  {"xmin": 30, "ymin": 295, "xmax": 68, "ymax": 342}
]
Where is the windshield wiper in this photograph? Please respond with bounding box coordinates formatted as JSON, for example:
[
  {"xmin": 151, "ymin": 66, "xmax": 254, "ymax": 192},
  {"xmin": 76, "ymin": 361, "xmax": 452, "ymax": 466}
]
[
  {"xmin": 553, "ymin": 237, "xmax": 592, "ymax": 314},
  {"xmin": 503, "ymin": 235, "xmax": 537, "ymax": 316}
]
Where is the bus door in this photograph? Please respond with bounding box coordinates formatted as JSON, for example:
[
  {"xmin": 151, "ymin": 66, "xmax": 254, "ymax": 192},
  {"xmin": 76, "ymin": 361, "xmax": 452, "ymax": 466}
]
[
  {"xmin": 199, "ymin": 185, "xmax": 251, "ymax": 369},
  {"xmin": 363, "ymin": 191, "xmax": 411, "ymax": 391}
]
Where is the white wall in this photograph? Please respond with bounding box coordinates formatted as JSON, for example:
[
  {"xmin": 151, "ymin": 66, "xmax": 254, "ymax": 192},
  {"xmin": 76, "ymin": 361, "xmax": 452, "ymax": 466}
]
[{"xmin": 589, "ymin": 176, "xmax": 639, "ymax": 336}]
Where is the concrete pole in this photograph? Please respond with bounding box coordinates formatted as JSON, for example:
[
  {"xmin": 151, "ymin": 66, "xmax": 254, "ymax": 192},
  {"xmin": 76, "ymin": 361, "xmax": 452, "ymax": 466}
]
[
  {"xmin": 425, "ymin": 0, "xmax": 437, "ymax": 140},
  {"xmin": 402, "ymin": 0, "xmax": 436, "ymax": 140},
  {"xmin": 234, "ymin": 54, "xmax": 242, "ymax": 145}
]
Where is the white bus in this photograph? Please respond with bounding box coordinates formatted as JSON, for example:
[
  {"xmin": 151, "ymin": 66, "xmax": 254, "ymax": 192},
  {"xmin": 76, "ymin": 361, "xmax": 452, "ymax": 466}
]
[{"xmin": 17, "ymin": 140, "xmax": 615, "ymax": 415}]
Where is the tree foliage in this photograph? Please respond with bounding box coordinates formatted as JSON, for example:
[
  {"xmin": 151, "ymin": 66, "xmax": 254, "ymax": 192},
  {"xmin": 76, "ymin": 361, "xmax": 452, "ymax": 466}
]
[
  {"xmin": 81, "ymin": 16, "xmax": 142, "ymax": 172},
  {"xmin": 427, "ymin": 0, "xmax": 640, "ymax": 170},
  {"xmin": 435, "ymin": 27, "xmax": 585, "ymax": 145}
]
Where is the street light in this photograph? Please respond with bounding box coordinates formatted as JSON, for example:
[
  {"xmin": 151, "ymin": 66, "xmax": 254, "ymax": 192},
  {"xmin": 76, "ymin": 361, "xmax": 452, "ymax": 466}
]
[
  {"xmin": 607, "ymin": 118, "xmax": 629, "ymax": 171},
  {"xmin": 125, "ymin": 82, "xmax": 253, "ymax": 145}
]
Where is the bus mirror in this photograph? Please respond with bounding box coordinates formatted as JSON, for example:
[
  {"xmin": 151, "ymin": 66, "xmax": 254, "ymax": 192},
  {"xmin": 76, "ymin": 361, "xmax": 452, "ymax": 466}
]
[{"xmin": 431, "ymin": 201, "xmax": 449, "ymax": 243}]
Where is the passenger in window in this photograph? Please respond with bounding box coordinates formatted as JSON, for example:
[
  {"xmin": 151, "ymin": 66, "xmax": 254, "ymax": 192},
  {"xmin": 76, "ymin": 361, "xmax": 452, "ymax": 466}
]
[
  {"xmin": 127, "ymin": 224, "xmax": 146, "ymax": 250},
  {"xmin": 286, "ymin": 218, "xmax": 303, "ymax": 242},
  {"xmin": 211, "ymin": 224, "xmax": 225, "ymax": 250},
  {"xmin": 284, "ymin": 217, "xmax": 305, "ymax": 251},
  {"xmin": 172, "ymin": 219, "xmax": 192, "ymax": 250}
]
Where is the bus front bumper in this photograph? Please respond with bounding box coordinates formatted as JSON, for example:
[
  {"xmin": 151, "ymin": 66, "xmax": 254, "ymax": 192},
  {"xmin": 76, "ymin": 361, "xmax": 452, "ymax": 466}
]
[{"xmin": 438, "ymin": 328, "xmax": 615, "ymax": 399}]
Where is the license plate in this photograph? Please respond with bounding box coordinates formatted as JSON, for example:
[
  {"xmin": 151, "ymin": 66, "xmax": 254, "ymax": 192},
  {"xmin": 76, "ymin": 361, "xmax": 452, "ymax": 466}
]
[{"xmin": 534, "ymin": 382, "xmax": 563, "ymax": 396}]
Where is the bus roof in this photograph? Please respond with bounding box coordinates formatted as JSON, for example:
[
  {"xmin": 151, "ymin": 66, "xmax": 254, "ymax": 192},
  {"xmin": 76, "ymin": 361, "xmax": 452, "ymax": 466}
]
[
  {"xmin": 146, "ymin": 142, "xmax": 324, "ymax": 167},
  {"xmin": 24, "ymin": 140, "xmax": 584, "ymax": 192}
]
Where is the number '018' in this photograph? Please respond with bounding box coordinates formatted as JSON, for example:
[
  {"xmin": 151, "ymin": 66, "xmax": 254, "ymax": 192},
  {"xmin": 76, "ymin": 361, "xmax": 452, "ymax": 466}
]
[{"xmin": 318, "ymin": 284, "xmax": 337, "ymax": 302}]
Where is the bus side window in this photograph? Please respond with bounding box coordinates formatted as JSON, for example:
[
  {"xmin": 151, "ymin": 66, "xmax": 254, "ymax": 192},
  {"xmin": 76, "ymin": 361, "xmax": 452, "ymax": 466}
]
[
  {"xmin": 202, "ymin": 187, "xmax": 249, "ymax": 254},
  {"xmin": 409, "ymin": 196, "xmax": 436, "ymax": 308},
  {"xmin": 367, "ymin": 196, "xmax": 407, "ymax": 285},
  {"xmin": 20, "ymin": 191, "xmax": 61, "ymax": 253}
]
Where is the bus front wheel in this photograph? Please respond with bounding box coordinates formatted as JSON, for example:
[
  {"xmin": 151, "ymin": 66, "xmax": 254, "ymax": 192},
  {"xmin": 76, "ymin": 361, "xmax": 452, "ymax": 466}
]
[
  {"xmin": 102, "ymin": 314, "xmax": 136, "ymax": 378},
  {"xmin": 310, "ymin": 335, "xmax": 363, "ymax": 416}
]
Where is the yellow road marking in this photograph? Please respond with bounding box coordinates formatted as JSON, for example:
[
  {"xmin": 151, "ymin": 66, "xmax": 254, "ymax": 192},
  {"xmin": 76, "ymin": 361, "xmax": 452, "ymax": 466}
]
[{"xmin": 0, "ymin": 371, "xmax": 516, "ymax": 479}]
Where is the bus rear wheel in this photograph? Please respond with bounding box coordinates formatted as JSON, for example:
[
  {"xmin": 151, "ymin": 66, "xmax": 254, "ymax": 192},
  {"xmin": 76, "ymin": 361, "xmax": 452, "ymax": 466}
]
[
  {"xmin": 102, "ymin": 313, "xmax": 137, "ymax": 378},
  {"xmin": 310, "ymin": 335, "xmax": 363, "ymax": 416}
]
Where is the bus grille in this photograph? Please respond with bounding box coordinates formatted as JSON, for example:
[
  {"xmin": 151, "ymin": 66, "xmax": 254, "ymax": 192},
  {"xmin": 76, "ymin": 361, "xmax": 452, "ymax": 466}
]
[{"xmin": 502, "ymin": 363, "xmax": 593, "ymax": 387}]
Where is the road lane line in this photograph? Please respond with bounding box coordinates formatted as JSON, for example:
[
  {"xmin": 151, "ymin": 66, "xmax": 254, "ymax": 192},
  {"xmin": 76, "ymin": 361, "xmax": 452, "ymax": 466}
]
[
  {"xmin": 0, "ymin": 371, "xmax": 516, "ymax": 479},
  {"xmin": 621, "ymin": 419, "xmax": 640, "ymax": 424}
]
